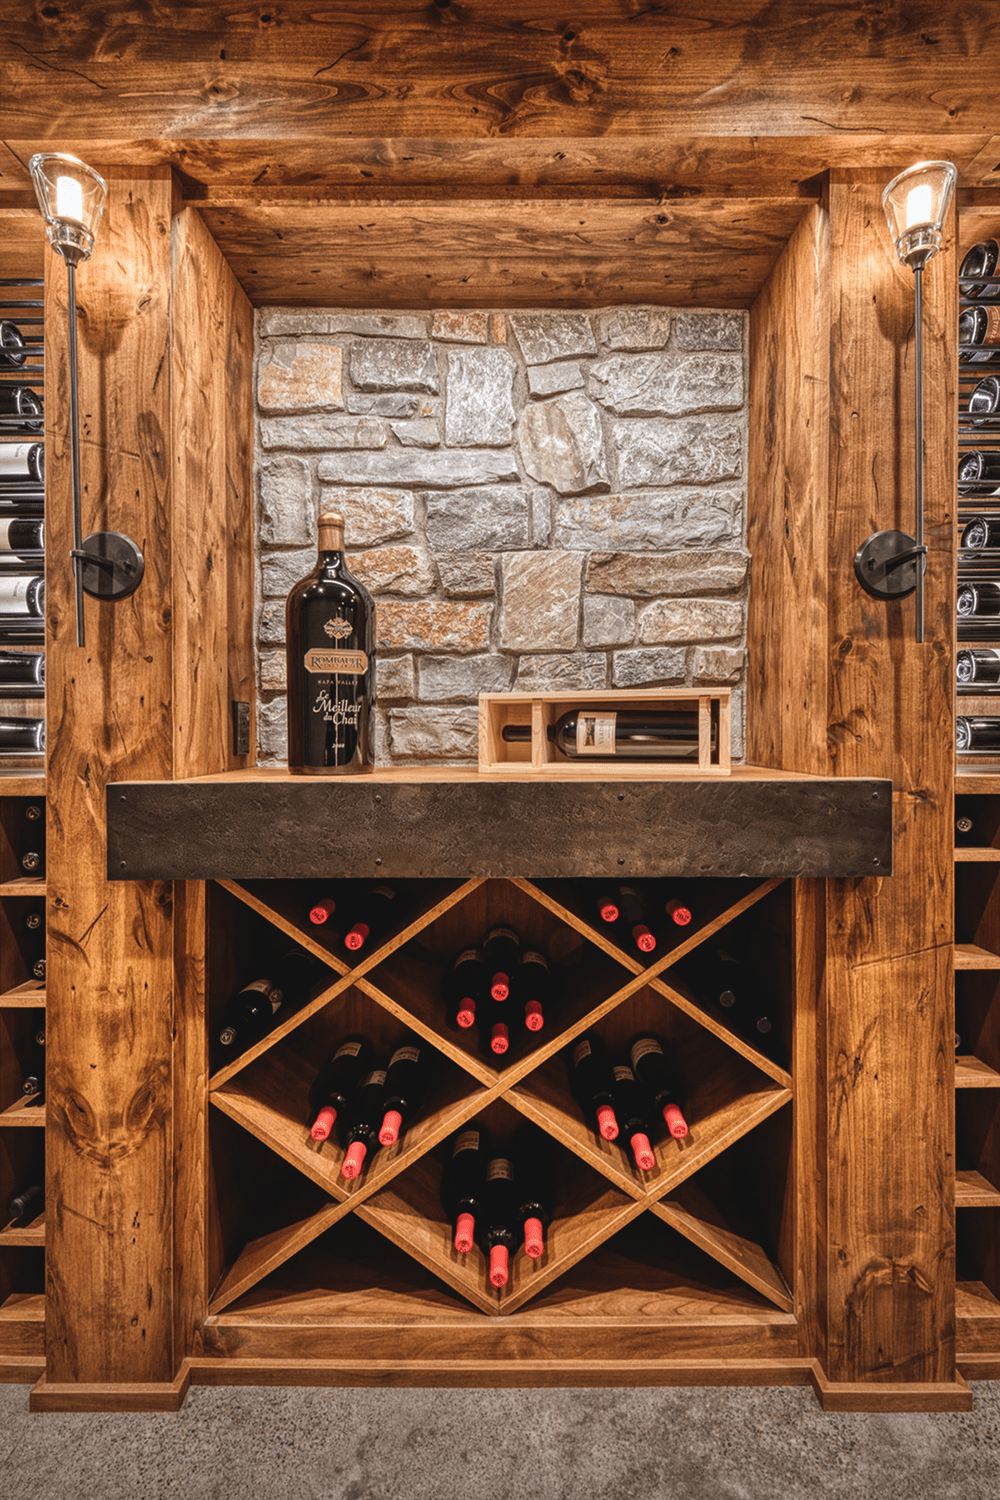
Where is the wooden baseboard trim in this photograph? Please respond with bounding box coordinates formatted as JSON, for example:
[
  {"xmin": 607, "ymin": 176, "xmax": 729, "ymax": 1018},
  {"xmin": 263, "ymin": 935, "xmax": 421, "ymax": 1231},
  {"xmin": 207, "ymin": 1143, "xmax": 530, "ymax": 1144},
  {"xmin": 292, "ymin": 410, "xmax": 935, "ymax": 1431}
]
[
  {"xmin": 959, "ymin": 1354, "xmax": 1000, "ymax": 1382},
  {"xmin": 809, "ymin": 1365, "xmax": 974, "ymax": 1412},
  {"xmin": 186, "ymin": 1357, "xmax": 816, "ymax": 1390},
  {"xmin": 0, "ymin": 1357, "xmax": 44, "ymax": 1386},
  {"xmin": 29, "ymin": 1365, "xmax": 191, "ymax": 1413}
]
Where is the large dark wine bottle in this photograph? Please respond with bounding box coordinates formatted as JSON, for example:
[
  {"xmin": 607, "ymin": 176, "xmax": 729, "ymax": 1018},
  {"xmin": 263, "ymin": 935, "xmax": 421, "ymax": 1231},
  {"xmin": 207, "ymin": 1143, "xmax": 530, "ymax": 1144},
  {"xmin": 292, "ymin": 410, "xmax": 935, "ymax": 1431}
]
[
  {"xmin": 0, "ymin": 444, "xmax": 43, "ymax": 481},
  {"xmin": 379, "ymin": 1040, "xmax": 428, "ymax": 1145},
  {"xmin": 968, "ymin": 375, "xmax": 1000, "ymax": 426},
  {"xmin": 442, "ymin": 947, "xmax": 487, "ymax": 1031},
  {"xmin": 958, "ymin": 649, "xmax": 1000, "ymax": 687},
  {"xmin": 308, "ymin": 1035, "xmax": 371, "ymax": 1141},
  {"xmin": 958, "ymin": 582, "xmax": 1000, "ymax": 619},
  {"xmin": 629, "ymin": 1034, "xmax": 689, "ymax": 1140},
  {"xmin": 513, "ymin": 1124, "xmax": 554, "ymax": 1261},
  {"xmin": 961, "ymin": 239, "xmax": 1000, "ymax": 300},
  {"xmin": 483, "ymin": 925, "xmax": 519, "ymax": 1002},
  {"xmin": 959, "ymin": 450, "xmax": 1000, "ymax": 494},
  {"xmin": 340, "ymin": 1067, "xmax": 387, "ymax": 1180},
  {"xmin": 961, "ymin": 517, "xmax": 1000, "ymax": 550},
  {"xmin": 479, "ymin": 1156, "xmax": 519, "ymax": 1289},
  {"xmin": 502, "ymin": 708, "xmax": 707, "ymax": 762},
  {"xmin": 441, "ymin": 1125, "xmax": 489, "ymax": 1254},
  {"xmin": 0, "ymin": 650, "xmax": 43, "ymax": 687},
  {"xmin": 308, "ymin": 895, "xmax": 337, "ymax": 925},
  {"xmin": 957, "ymin": 716, "xmax": 1000, "ymax": 753},
  {"xmin": 0, "ymin": 385, "xmax": 43, "ymax": 434},
  {"xmin": 959, "ymin": 305, "xmax": 1000, "ymax": 363},
  {"xmin": 568, "ymin": 1032, "xmax": 618, "ymax": 1141},
  {"xmin": 677, "ymin": 946, "xmax": 776, "ymax": 1041},
  {"xmin": 0, "ymin": 575, "xmax": 44, "ymax": 618},
  {"xmin": 0, "ymin": 718, "xmax": 44, "ymax": 753},
  {"xmin": 617, "ymin": 884, "xmax": 656, "ymax": 955},
  {"xmin": 477, "ymin": 995, "xmax": 510, "ymax": 1058},
  {"xmin": 518, "ymin": 949, "xmax": 550, "ymax": 1033},
  {"xmin": 664, "ymin": 894, "xmax": 692, "ymax": 928},
  {"xmin": 0, "ymin": 323, "xmax": 28, "ymax": 369},
  {"xmin": 285, "ymin": 510, "xmax": 375, "ymax": 775},
  {"xmin": 610, "ymin": 1064, "xmax": 656, "ymax": 1171},
  {"xmin": 218, "ymin": 948, "xmax": 316, "ymax": 1049},
  {"xmin": 7, "ymin": 1182, "xmax": 43, "ymax": 1222},
  {"xmin": 343, "ymin": 883, "xmax": 396, "ymax": 952},
  {"xmin": 0, "ymin": 518, "xmax": 43, "ymax": 558}
]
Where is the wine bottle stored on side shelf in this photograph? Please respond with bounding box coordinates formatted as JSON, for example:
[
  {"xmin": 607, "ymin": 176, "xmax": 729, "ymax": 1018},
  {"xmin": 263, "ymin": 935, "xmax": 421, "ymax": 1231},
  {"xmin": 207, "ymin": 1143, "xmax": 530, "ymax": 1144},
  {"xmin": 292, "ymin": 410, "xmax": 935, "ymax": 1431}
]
[
  {"xmin": 630, "ymin": 1035, "xmax": 689, "ymax": 1140},
  {"xmin": 957, "ymin": 716, "xmax": 1000, "ymax": 753},
  {"xmin": 956, "ymin": 814, "xmax": 975, "ymax": 841},
  {"xmin": 961, "ymin": 239, "xmax": 1000, "ymax": 300},
  {"xmin": 961, "ymin": 516, "xmax": 1000, "ymax": 551},
  {"xmin": 344, "ymin": 883, "xmax": 396, "ymax": 952},
  {"xmin": 442, "ymin": 1125, "xmax": 489, "ymax": 1255},
  {"xmin": 610, "ymin": 1064, "xmax": 656, "ymax": 1171},
  {"xmin": 285, "ymin": 510, "xmax": 375, "ymax": 775},
  {"xmin": 967, "ymin": 375, "xmax": 1000, "ymax": 426},
  {"xmin": 483, "ymin": 925, "xmax": 519, "ymax": 1002},
  {"xmin": 959, "ymin": 450, "xmax": 1000, "ymax": 495},
  {"xmin": 664, "ymin": 895, "xmax": 692, "ymax": 928},
  {"xmin": 379, "ymin": 1041, "xmax": 428, "ymax": 1145},
  {"xmin": 308, "ymin": 1036, "xmax": 371, "ymax": 1142},
  {"xmin": 7, "ymin": 1183, "xmax": 43, "ymax": 1222},
  {"xmin": 0, "ymin": 517, "xmax": 43, "ymax": 558},
  {"xmin": 596, "ymin": 892, "xmax": 619, "ymax": 923},
  {"xmin": 617, "ymin": 885, "xmax": 656, "ymax": 954},
  {"xmin": 958, "ymin": 648, "xmax": 1000, "ymax": 686},
  {"xmin": 958, "ymin": 581, "xmax": 1000, "ymax": 619},
  {"xmin": 477, "ymin": 996, "xmax": 510, "ymax": 1058},
  {"xmin": 479, "ymin": 1156, "xmax": 519, "ymax": 1289},
  {"xmin": 0, "ymin": 385, "xmax": 43, "ymax": 433},
  {"xmin": 442, "ymin": 948, "xmax": 486, "ymax": 1030},
  {"xmin": 308, "ymin": 896, "xmax": 337, "ymax": 925},
  {"xmin": 502, "ymin": 708, "xmax": 708, "ymax": 762},
  {"xmin": 568, "ymin": 1033, "xmax": 618, "ymax": 1141},
  {"xmin": 32, "ymin": 956, "xmax": 45, "ymax": 980},
  {"xmin": 0, "ymin": 322, "xmax": 28, "ymax": 369},
  {"xmin": 340, "ymin": 1068, "xmax": 388, "ymax": 1180},
  {"xmin": 514, "ymin": 1124, "xmax": 554, "ymax": 1261},
  {"xmin": 0, "ymin": 650, "xmax": 44, "ymax": 689},
  {"xmin": 21, "ymin": 1070, "xmax": 42, "ymax": 1099},
  {"xmin": 0, "ymin": 718, "xmax": 44, "ymax": 753},
  {"xmin": 959, "ymin": 305, "xmax": 1000, "ymax": 363},
  {"xmin": 518, "ymin": 950, "xmax": 550, "ymax": 1032},
  {"xmin": 0, "ymin": 443, "xmax": 43, "ymax": 481}
]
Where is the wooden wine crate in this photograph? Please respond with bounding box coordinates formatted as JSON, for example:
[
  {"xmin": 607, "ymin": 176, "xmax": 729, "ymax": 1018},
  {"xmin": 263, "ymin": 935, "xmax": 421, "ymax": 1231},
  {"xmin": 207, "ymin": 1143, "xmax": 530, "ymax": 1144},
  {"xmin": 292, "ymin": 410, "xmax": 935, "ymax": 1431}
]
[{"xmin": 478, "ymin": 689, "xmax": 731, "ymax": 778}]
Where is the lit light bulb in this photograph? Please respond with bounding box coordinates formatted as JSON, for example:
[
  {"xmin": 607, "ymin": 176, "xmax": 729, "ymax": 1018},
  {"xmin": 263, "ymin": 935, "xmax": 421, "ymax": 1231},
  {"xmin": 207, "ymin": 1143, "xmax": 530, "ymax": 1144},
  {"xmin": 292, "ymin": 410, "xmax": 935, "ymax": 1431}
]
[
  {"xmin": 56, "ymin": 175, "xmax": 83, "ymax": 224},
  {"xmin": 905, "ymin": 183, "xmax": 933, "ymax": 230}
]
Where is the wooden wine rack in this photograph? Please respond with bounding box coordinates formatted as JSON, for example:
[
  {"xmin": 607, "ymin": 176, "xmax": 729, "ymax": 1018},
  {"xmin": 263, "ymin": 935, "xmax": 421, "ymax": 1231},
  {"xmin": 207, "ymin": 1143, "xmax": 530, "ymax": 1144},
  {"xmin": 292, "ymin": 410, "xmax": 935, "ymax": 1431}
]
[{"xmin": 202, "ymin": 874, "xmax": 795, "ymax": 1327}]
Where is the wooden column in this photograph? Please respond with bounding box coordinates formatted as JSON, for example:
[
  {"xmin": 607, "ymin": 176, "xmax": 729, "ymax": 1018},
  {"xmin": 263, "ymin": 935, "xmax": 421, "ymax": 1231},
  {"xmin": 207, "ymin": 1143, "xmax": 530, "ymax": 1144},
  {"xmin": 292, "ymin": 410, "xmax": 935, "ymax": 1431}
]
[{"xmin": 35, "ymin": 171, "xmax": 253, "ymax": 1410}]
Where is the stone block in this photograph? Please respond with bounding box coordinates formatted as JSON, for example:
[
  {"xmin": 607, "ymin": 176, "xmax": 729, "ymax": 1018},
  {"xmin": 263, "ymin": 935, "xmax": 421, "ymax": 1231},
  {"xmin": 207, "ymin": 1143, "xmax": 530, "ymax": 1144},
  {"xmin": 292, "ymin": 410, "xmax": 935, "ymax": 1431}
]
[
  {"xmin": 390, "ymin": 419, "xmax": 440, "ymax": 448},
  {"xmin": 259, "ymin": 601, "xmax": 286, "ymax": 646},
  {"xmin": 377, "ymin": 654, "xmax": 416, "ymax": 700},
  {"xmin": 553, "ymin": 488, "xmax": 742, "ymax": 550},
  {"xmin": 350, "ymin": 338, "xmax": 439, "ymax": 393},
  {"xmin": 377, "ymin": 601, "xmax": 493, "ymax": 652},
  {"xmin": 590, "ymin": 352, "xmax": 744, "ymax": 416},
  {"xmin": 673, "ymin": 311, "xmax": 744, "ymax": 351},
  {"xmin": 258, "ymin": 455, "xmax": 313, "ymax": 546},
  {"xmin": 258, "ymin": 342, "xmax": 343, "ymax": 413},
  {"xmin": 731, "ymin": 685, "xmax": 745, "ymax": 760},
  {"xmin": 610, "ymin": 417, "xmax": 743, "ymax": 488},
  {"xmin": 582, "ymin": 595, "xmax": 636, "ymax": 648},
  {"xmin": 437, "ymin": 553, "xmax": 496, "ymax": 598},
  {"xmin": 528, "ymin": 362, "xmax": 585, "ymax": 399},
  {"xmin": 424, "ymin": 486, "xmax": 530, "ymax": 551},
  {"xmin": 417, "ymin": 654, "xmax": 516, "ymax": 701},
  {"xmin": 317, "ymin": 450, "xmax": 519, "ymax": 487},
  {"xmin": 318, "ymin": 488, "xmax": 414, "ymax": 547},
  {"xmin": 259, "ymin": 650, "xmax": 286, "ymax": 693},
  {"xmin": 596, "ymin": 306, "xmax": 672, "ymax": 351},
  {"xmin": 432, "ymin": 311, "xmax": 489, "ymax": 343},
  {"xmin": 490, "ymin": 314, "xmax": 507, "ymax": 344},
  {"xmin": 259, "ymin": 415, "xmax": 387, "ymax": 451},
  {"xmin": 259, "ymin": 311, "xmax": 428, "ymax": 338},
  {"xmin": 611, "ymin": 648, "xmax": 688, "ymax": 687},
  {"xmin": 531, "ymin": 487, "xmax": 552, "ymax": 547},
  {"xmin": 637, "ymin": 598, "xmax": 744, "ymax": 645},
  {"xmin": 691, "ymin": 646, "xmax": 746, "ymax": 684},
  {"xmin": 445, "ymin": 347, "xmax": 517, "ymax": 447},
  {"xmin": 388, "ymin": 707, "xmax": 479, "ymax": 760},
  {"xmin": 261, "ymin": 548, "xmax": 313, "ymax": 598},
  {"xmin": 509, "ymin": 313, "xmax": 597, "ymax": 365},
  {"xmin": 517, "ymin": 391, "xmax": 609, "ymax": 495},
  {"xmin": 586, "ymin": 551, "xmax": 749, "ymax": 598},
  {"xmin": 346, "ymin": 393, "xmax": 421, "ymax": 417},
  {"xmin": 515, "ymin": 652, "xmax": 608, "ymax": 691},
  {"xmin": 257, "ymin": 697, "xmax": 287, "ymax": 760},
  {"xmin": 500, "ymin": 552, "xmax": 583, "ymax": 652},
  {"xmin": 351, "ymin": 545, "xmax": 436, "ymax": 597}
]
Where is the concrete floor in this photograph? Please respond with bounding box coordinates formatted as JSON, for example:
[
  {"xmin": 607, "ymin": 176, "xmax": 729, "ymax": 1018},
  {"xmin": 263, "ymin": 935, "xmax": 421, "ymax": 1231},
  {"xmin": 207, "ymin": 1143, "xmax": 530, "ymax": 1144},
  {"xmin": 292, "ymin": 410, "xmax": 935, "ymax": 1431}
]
[{"xmin": 1, "ymin": 1384, "xmax": 999, "ymax": 1500}]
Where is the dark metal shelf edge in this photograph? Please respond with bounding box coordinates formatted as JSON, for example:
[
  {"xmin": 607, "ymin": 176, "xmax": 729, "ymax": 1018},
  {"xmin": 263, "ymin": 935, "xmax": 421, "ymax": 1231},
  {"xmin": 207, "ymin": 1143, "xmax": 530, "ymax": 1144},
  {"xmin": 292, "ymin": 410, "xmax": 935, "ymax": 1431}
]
[{"xmin": 105, "ymin": 777, "xmax": 893, "ymax": 881}]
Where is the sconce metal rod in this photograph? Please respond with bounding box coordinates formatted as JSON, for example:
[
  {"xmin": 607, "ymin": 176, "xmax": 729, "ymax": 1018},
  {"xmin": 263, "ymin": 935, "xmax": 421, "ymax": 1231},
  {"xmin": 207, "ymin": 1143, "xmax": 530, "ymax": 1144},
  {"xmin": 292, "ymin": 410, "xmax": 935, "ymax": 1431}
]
[
  {"xmin": 66, "ymin": 261, "xmax": 86, "ymax": 649},
  {"xmin": 914, "ymin": 262, "xmax": 925, "ymax": 645}
]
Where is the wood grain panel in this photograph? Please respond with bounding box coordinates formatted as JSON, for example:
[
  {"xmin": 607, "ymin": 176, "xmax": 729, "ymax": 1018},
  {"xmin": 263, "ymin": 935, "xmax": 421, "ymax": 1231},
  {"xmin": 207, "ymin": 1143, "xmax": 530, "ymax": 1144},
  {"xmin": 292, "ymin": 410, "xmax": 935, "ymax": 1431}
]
[{"xmin": 821, "ymin": 171, "xmax": 957, "ymax": 1388}]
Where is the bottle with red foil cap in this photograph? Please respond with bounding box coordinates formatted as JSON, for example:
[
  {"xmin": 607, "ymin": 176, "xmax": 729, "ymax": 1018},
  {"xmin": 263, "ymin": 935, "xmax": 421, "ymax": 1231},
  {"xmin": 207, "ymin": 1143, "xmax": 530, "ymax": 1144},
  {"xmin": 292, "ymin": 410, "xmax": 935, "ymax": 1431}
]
[
  {"xmin": 477, "ymin": 996, "xmax": 511, "ymax": 1059},
  {"xmin": 595, "ymin": 893, "xmax": 620, "ymax": 924},
  {"xmin": 478, "ymin": 1155, "xmax": 519, "ymax": 1289},
  {"xmin": 441, "ymin": 1124, "xmax": 489, "ymax": 1255},
  {"xmin": 483, "ymin": 925, "xmax": 520, "ymax": 1001},
  {"xmin": 343, "ymin": 883, "xmax": 396, "ymax": 954},
  {"xmin": 664, "ymin": 895, "xmax": 692, "ymax": 928},
  {"xmin": 568, "ymin": 1032, "xmax": 618, "ymax": 1141},
  {"xmin": 610, "ymin": 1063, "xmax": 656, "ymax": 1172},
  {"xmin": 514, "ymin": 1123, "xmax": 553, "ymax": 1261},
  {"xmin": 442, "ymin": 947, "xmax": 487, "ymax": 1031},
  {"xmin": 339, "ymin": 1067, "xmax": 387, "ymax": 1180},
  {"xmin": 308, "ymin": 895, "xmax": 337, "ymax": 926},
  {"xmin": 308, "ymin": 1035, "xmax": 371, "ymax": 1142},
  {"xmin": 616, "ymin": 885, "xmax": 656, "ymax": 956},
  {"xmin": 518, "ymin": 949, "xmax": 551, "ymax": 1033},
  {"xmin": 629, "ymin": 1034, "xmax": 688, "ymax": 1141},
  {"xmin": 378, "ymin": 1040, "xmax": 427, "ymax": 1145}
]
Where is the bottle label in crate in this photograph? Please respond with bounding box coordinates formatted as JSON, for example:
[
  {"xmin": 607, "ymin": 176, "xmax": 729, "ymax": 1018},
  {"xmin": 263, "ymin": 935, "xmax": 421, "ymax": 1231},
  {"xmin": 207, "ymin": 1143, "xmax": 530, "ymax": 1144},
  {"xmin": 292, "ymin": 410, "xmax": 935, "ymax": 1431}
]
[
  {"xmin": 389, "ymin": 1045, "xmax": 420, "ymax": 1066},
  {"xmin": 455, "ymin": 948, "xmax": 480, "ymax": 966},
  {"xmin": 334, "ymin": 1040, "xmax": 362, "ymax": 1060},
  {"xmin": 486, "ymin": 1158, "xmax": 514, "ymax": 1182},
  {"xmin": 613, "ymin": 1064, "xmax": 635, "ymax": 1083},
  {"xmin": 576, "ymin": 712, "xmax": 617, "ymax": 756},
  {"xmin": 572, "ymin": 1038, "xmax": 592, "ymax": 1065},
  {"xmin": 453, "ymin": 1130, "xmax": 480, "ymax": 1156},
  {"xmin": 361, "ymin": 1070, "xmax": 387, "ymax": 1088},
  {"xmin": 522, "ymin": 951, "xmax": 549, "ymax": 970},
  {"xmin": 488, "ymin": 926, "xmax": 517, "ymax": 944},
  {"xmin": 630, "ymin": 1038, "xmax": 663, "ymax": 1068}
]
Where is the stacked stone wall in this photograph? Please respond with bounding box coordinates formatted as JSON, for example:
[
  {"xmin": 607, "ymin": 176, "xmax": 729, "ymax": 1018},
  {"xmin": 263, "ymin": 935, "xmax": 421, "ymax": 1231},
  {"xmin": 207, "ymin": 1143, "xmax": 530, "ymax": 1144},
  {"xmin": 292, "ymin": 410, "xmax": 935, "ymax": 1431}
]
[{"xmin": 254, "ymin": 306, "xmax": 749, "ymax": 765}]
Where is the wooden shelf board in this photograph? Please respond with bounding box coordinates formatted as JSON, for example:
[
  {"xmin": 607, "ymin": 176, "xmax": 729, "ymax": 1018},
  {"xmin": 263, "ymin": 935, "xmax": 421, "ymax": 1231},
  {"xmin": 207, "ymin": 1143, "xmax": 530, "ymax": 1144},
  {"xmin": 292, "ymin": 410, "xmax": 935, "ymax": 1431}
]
[
  {"xmin": 0, "ymin": 877, "xmax": 45, "ymax": 897},
  {"xmin": 955, "ymin": 848, "xmax": 1000, "ymax": 861},
  {"xmin": 650, "ymin": 1180, "xmax": 793, "ymax": 1313},
  {"xmin": 0, "ymin": 775, "xmax": 44, "ymax": 798},
  {"xmin": 955, "ymin": 1169, "xmax": 1000, "ymax": 1207},
  {"xmin": 955, "ymin": 944, "xmax": 1000, "ymax": 970},
  {"xmin": 0, "ymin": 1292, "xmax": 44, "ymax": 1324},
  {"xmin": 956, "ymin": 1281, "xmax": 1000, "ymax": 1323},
  {"xmin": 0, "ymin": 1097, "xmax": 44, "ymax": 1127},
  {"xmin": 0, "ymin": 1210, "xmax": 44, "ymax": 1247},
  {"xmin": 510, "ymin": 1050, "xmax": 791, "ymax": 1207},
  {"xmin": 955, "ymin": 1055, "xmax": 1000, "ymax": 1088},
  {"xmin": 0, "ymin": 980, "xmax": 44, "ymax": 1009},
  {"xmin": 957, "ymin": 772, "xmax": 1000, "ymax": 796}
]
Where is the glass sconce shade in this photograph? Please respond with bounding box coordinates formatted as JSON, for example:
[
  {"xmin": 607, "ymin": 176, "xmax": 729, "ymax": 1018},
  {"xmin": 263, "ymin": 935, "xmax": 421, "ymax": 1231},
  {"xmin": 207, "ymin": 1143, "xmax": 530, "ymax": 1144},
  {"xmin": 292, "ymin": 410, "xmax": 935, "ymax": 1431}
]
[
  {"xmin": 881, "ymin": 160, "xmax": 957, "ymax": 270},
  {"xmin": 28, "ymin": 153, "xmax": 107, "ymax": 266}
]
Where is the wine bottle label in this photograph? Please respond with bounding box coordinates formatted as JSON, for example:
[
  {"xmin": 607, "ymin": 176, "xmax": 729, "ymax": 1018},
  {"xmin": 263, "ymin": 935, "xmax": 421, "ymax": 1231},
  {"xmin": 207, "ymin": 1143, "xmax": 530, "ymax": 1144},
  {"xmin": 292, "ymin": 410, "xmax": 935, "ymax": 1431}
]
[
  {"xmin": 361, "ymin": 1070, "xmax": 387, "ymax": 1088},
  {"xmin": 304, "ymin": 647, "xmax": 369, "ymax": 675},
  {"xmin": 0, "ymin": 444, "xmax": 39, "ymax": 476},
  {"xmin": 0, "ymin": 575, "xmax": 40, "ymax": 614},
  {"xmin": 575, "ymin": 711, "xmax": 617, "ymax": 756},
  {"xmin": 488, "ymin": 926, "xmax": 517, "ymax": 944},
  {"xmin": 334, "ymin": 1041, "xmax": 362, "ymax": 1060},
  {"xmin": 389, "ymin": 1045, "xmax": 420, "ymax": 1066},
  {"xmin": 371, "ymin": 885, "xmax": 395, "ymax": 900},
  {"xmin": 455, "ymin": 948, "xmax": 481, "ymax": 966},
  {"xmin": 572, "ymin": 1038, "xmax": 592, "ymax": 1064},
  {"xmin": 980, "ymin": 307, "xmax": 1000, "ymax": 345},
  {"xmin": 486, "ymin": 1158, "xmax": 513, "ymax": 1182},
  {"xmin": 521, "ymin": 951, "xmax": 549, "ymax": 970},
  {"xmin": 453, "ymin": 1130, "xmax": 480, "ymax": 1155},
  {"xmin": 612, "ymin": 1064, "xmax": 635, "ymax": 1083},
  {"xmin": 243, "ymin": 979, "xmax": 273, "ymax": 997},
  {"xmin": 630, "ymin": 1038, "xmax": 663, "ymax": 1068}
]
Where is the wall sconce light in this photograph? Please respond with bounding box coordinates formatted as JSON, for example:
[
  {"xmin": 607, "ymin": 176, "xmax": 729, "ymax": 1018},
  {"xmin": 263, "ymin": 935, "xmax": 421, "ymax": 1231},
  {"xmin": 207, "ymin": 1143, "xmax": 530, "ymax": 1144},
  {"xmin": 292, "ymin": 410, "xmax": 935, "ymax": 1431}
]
[
  {"xmin": 28, "ymin": 152, "xmax": 145, "ymax": 649},
  {"xmin": 854, "ymin": 159, "xmax": 958, "ymax": 644}
]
